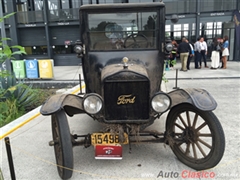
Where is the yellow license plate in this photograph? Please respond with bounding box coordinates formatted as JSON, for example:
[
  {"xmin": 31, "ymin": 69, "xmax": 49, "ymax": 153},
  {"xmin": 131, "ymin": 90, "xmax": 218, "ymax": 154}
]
[{"xmin": 91, "ymin": 133, "xmax": 128, "ymax": 145}]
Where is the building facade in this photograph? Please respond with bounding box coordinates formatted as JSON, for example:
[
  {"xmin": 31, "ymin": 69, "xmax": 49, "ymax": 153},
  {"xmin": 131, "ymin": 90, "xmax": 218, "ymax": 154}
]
[{"xmin": 1, "ymin": 0, "xmax": 240, "ymax": 66}]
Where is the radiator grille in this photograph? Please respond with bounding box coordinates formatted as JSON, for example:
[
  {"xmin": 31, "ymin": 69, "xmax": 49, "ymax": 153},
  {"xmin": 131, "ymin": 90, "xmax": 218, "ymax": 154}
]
[{"xmin": 104, "ymin": 80, "xmax": 150, "ymax": 121}]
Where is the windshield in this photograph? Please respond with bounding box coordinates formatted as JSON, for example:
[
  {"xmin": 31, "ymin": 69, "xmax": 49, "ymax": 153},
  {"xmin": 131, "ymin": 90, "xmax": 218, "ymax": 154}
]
[{"xmin": 88, "ymin": 12, "xmax": 158, "ymax": 50}]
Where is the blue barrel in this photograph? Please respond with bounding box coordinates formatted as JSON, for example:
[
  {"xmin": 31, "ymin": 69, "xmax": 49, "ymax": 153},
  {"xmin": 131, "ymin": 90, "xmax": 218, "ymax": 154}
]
[{"xmin": 25, "ymin": 60, "xmax": 39, "ymax": 78}]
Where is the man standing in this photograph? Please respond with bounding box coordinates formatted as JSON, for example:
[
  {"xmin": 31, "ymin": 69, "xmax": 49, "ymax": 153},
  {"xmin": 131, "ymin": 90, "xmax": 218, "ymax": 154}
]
[
  {"xmin": 197, "ymin": 37, "xmax": 208, "ymax": 68},
  {"xmin": 178, "ymin": 37, "xmax": 192, "ymax": 72},
  {"xmin": 194, "ymin": 37, "xmax": 201, "ymax": 69}
]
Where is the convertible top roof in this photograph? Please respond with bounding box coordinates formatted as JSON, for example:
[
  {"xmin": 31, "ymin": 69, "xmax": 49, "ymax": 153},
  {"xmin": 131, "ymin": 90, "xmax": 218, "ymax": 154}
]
[{"xmin": 80, "ymin": 2, "xmax": 165, "ymax": 11}]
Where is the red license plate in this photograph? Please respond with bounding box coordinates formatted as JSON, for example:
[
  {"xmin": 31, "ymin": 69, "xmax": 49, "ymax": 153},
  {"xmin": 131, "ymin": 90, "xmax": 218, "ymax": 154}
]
[{"xmin": 95, "ymin": 144, "xmax": 122, "ymax": 160}]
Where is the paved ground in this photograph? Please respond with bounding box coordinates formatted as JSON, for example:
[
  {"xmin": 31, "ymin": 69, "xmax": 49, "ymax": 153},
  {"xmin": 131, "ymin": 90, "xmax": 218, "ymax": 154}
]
[
  {"xmin": 43, "ymin": 61, "xmax": 240, "ymax": 81},
  {"xmin": 1, "ymin": 61, "xmax": 240, "ymax": 180}
]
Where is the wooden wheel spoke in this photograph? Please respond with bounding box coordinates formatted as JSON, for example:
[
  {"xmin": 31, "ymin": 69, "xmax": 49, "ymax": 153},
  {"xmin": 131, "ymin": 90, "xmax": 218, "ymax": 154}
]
[
  {"xmin": 167, "ymin": 104, "xmax": 225, "ymax": 170},
  {"xmin": 196, "ymin": 141, "xmax": 207, "ymax": 157},
  {"xmin": 174, "ymin": 123, "xmax": 185, "ymax": 131},
  {"xmin": 177, "ymin": 141, "xmax": 184, "ymax": 147},
  {"xmin": 196, "ymin": 122, "xmax": 207, "ymax": 132},
  {"xmin": 192, "ymin": 114, "xmax": 198, "ymax": 128},
  {"xmin": 192, "ymin": 143, "xmax": 197, "ymax": 159},
  {"xmin": 186, "ymin": 111, "xmax": 191, "ymax": 127},
  {"xmin": 198, "ymin": 133, "xmax": 212, "ymax": 137},
  {"xmin": 185, "ymin": 143, "xmax": 191, "ymax": 155},
  {"xmin": 198, "ymin": 138, "xmax": 212, "ymax": 149},
  {"xmin": 178, "ymin": 114, "xmax": 188, "ymax": 128}
]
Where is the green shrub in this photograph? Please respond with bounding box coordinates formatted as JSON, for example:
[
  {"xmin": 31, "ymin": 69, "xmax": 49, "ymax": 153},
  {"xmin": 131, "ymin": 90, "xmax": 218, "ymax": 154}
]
[
  {"xmin": 0, "ymin": 99, "xmax": 25, "ymax": 127},
  {"xmin": 0, "ymin": 12, "xmax": 31, "ymax": 127}
]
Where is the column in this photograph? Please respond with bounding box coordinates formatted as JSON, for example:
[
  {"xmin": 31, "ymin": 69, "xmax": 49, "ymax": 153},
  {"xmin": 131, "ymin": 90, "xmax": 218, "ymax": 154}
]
[
  {"xmin": 43, "ymin": 0, "xmax": 53, "ymax": 59},
  {"xmin": 195, "ymin": 0, "xmax": 201, "ymax": 41},
  {"xmin": 6, "ymin": 0, "xmax": 19, "ymax": 46}
]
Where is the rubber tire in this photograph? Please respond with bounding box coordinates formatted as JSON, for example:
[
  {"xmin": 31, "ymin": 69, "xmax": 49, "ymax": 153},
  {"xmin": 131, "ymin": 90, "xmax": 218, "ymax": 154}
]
[
  {"xmin": 166, "ymin": 104, "xmax": 225, "ymax": 170},
  {"xmin": 52, "ymin": 110, "xmax": 73, "ymax": 179}
]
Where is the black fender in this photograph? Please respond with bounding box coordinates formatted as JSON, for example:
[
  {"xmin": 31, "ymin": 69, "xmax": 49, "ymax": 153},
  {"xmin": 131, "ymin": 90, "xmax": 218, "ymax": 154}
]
[
  {"xmin": 167, "ymin": 88, "xmax": 217, "ymax": 111},
  {"xmin": 40, "ymin": 94, "xmax": 85, "ymax": 116}
]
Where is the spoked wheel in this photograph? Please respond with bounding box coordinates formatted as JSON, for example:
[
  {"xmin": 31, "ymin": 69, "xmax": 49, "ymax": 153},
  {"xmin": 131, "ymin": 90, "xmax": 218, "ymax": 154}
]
[
  {"xmin": 166, "ymin": 104, "xmax": 225, "ymax": 170},
  {"xmin": 52, "ymin": 110, "xmax": 73, "ymax": 179}
]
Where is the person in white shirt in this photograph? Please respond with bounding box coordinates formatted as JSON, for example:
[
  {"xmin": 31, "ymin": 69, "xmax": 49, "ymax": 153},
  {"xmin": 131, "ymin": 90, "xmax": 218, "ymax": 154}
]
[{"xmin": 198, "ymin": 37, "xmax": 208, "ymax": 68}]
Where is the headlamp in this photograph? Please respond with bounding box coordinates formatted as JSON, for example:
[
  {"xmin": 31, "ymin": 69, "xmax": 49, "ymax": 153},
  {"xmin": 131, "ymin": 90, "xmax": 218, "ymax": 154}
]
[
  {"xmin": 165, "ymin": 43, "xmax": 173, "ymax": 52},
  {"xmin": 83, "ymin": 94, "xmax": 103, "ymax": 114},
  {"xmin": 151, "ymin": 93, "xmax": 171, "ymax": 113},
  {"xmin": 74, "ymin": 45, "xmax": 83, "ymax": 54}
]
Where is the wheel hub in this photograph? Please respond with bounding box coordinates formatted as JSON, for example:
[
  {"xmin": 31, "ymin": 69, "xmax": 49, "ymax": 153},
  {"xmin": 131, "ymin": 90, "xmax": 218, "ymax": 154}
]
[{"xmin": 182, "ymin": 127, "xmax": 198, "ymax": 143}]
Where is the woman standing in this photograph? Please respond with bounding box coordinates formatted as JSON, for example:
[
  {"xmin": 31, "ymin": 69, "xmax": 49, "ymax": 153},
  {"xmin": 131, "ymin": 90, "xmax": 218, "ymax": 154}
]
[
  {"xmin": 210, "ymin": 38, "xmax": 221, "ymax": 69},
  {"xmin": 222, "ymin": 36, "xmax": 229, "ymax": 69}
]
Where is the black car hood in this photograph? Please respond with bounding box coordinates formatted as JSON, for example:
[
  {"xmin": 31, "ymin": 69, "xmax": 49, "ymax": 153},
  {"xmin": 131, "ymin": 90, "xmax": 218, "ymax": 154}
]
[{"xmin": 101, "ymin": 63, "xmax": 149, "ymax": 81}]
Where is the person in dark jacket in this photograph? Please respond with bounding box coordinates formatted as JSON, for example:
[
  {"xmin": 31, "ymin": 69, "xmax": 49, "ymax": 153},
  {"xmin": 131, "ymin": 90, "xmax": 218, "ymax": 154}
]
[{"xmin": 178, "ymin": 37, "xmax": 192, "ymax": 71}]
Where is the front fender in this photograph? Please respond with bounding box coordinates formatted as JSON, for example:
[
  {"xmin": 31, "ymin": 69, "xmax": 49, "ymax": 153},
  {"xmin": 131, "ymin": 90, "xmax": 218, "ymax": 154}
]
[
  {"xmin": 168, "ymin": 88, "xmax": 217, "ymax": 111},
  {"xmin": 40, "ymin": 94, "xmax": 85, "ymax": 116}
]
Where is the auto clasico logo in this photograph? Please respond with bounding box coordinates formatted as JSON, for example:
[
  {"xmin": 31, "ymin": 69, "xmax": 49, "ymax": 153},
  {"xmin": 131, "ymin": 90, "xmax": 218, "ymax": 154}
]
[{"xmin": 157, "ymin": 170, "xmax": 215, "ymax": 178}]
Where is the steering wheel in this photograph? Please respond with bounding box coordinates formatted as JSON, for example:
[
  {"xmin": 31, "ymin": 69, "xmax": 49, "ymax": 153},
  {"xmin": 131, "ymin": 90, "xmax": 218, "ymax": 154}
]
[{"xmin": 124, "ymin": 33, "xmax": 149, "ymax": 48}]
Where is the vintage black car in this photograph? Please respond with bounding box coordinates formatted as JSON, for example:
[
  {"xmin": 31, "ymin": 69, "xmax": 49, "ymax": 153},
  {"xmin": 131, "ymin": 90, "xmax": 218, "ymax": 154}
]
[{"xmin": 40, "ymin": 2, "xmax": 225, "ymax": 179}]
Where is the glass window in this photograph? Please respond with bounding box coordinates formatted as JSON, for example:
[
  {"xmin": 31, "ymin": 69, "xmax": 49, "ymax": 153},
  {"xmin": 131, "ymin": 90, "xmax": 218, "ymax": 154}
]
[
  {"xmin": 173, "ymin": 24, "xmax": 181, "ymax": 40},
  {"xmin": 48, "ymin": 0, "xmax": 58, "ymax": 12},
  {"xmin": 192, "ymin": 23, "xmax": 195, "ymax": 36},
  {"xmin": 48, "ymin": 0, "xmax": 58, "ymax": 7},
  {"xmin": 98, "ymin": 0, "xmax": 122, "ymax": 3},
  {"xmin": 24, "ymin": 46, "xmax": 48, "ymax": 55},
  {"xmin": 166, "ymin": 18, "xmax": 195, "ymax": 42},
  {"xmin": 72, "ymin": 0, "xmax": 81, "ymax": 8},
  {"xmin": 128, "ymin": 0, "xmax": 153, "ymax": 3},
  {"xmin": 183, "ymin": 31, "xmax": 188, "ymax": 37},
  {"xmin": 16, "ymin": 0, "xmax": 27, "ymax": 3},
  {"xmin": 214, "ymin": 22, "xmax": 222, "ymax": 29},
  {"xmin": 165, "ymin": 25, "xmax": 171, "ymax": 38},
  {"xmin": 206, "ymin": 22, "xmax": 213, "ymax": 29},
  {"xmin": 3, "ymin": 0, "xmax": 7, "ymax": 13},
  {"xmin": 34, "ymin": 0, "xmax": 44, "ymax": 10},
  {"xmin": 174, "ymin": 24, "xmax": 181, "ymax": 31},
  {"xmin": 183, "ymin": 24, "xmax": 189, "ymax": 30},
  {"xmin": 200, "ymin": 0, "xmax": 237, "ymax": 12},
  {"xmin": 72, "ymin": 0, "xmax": 88, "ymax": 6},
  {"xmin": 192, "ymin": 23, "xmax": 196, "ymax": 30},
  {"xmin": 62, "ymin": 0, "xmax": 70, "ymax": 9},
  {"xmin": 48, "ymin": 0, "xmax": 59, "ymax": 19},
  {"xmin": 165, "ymin": 0, "xmax": 197, "ymax": 14},
  {"xmin": 88, "ymin": 12, "xmax": 158, "ymax": 50},
  {"xmin": 200, "ymin": 16, "xmax": 232, "ymax": 39},
  {"xmin": 192, "ymin": 30, "xmax": 195, "ymax": 36},
  {"xmin": 165, "ymin": 25, "xmax": 171, "ymax": 32},
  {"xmin": 16, "ymin": 0, "xmax": 28, "ymax": 12}
]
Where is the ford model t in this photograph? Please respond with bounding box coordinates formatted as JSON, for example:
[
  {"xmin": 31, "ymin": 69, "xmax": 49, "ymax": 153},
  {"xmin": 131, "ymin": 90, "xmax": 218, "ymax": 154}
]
[{"xmin": 40, "ymin": 2, "xmax": 225, "ymax": 179}]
